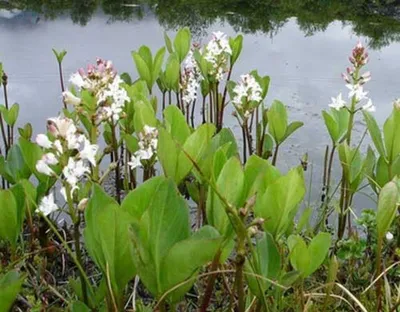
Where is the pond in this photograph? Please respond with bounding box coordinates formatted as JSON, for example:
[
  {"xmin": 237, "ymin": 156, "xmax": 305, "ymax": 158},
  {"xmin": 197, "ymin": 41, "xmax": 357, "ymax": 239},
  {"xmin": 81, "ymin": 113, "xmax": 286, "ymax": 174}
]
[{"xmin": 1, "ymin": 0, "xmax": 400, "ymax": 207}]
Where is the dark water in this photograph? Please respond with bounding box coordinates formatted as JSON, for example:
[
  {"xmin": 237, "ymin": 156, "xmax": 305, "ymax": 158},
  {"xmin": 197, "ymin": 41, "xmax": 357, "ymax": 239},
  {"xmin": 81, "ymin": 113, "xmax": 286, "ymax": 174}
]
[{"xmin": 1, "ymin": 0, "xmax": 400, "ymax": 209}]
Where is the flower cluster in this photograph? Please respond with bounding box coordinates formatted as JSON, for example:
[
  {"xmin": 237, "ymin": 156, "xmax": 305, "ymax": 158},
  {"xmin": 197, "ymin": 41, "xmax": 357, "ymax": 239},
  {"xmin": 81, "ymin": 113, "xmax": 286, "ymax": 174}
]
[
  {"xmin": 35, "ymin": 116, "xmax": 99, "ymax": 215},
  {"xmin": 128, "ymin": 125, "xmax": 158, "ymax": 169},
  {"xmin": 329, "ymin": 42, "xmax": 375, "ymax": 112},
  {"xmin": 204, "ymin": 31, "xmax": 232, "ymax": 81},
  {"xmin": 181, "ymin": 50, "xmax": 201, "ymax": 107},
  {"xmin": 65, "ymin": 58, "xmax": 129, "ymax": 123},
  {"xmin": 232, "ymin": 74, "xmax": 262, "ymax": 117}
]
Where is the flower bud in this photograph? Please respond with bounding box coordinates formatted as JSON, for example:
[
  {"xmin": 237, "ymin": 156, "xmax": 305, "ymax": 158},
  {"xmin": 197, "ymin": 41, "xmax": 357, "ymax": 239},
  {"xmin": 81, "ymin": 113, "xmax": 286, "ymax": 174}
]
[
  {"xmin": 63, "ymin": 91, "xmax": 81, "ymax": 106},
  {"xmin": 78, "ymin": 198, "xmax": 89, "ymax": 212},
  {"xmin": 386, "ymin": 232, "xmax": 394, "ymax": 241}
]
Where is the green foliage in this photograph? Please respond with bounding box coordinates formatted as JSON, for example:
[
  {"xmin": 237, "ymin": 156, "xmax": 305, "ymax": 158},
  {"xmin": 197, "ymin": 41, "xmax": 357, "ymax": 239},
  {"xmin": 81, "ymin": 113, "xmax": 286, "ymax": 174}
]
[
  {"xmin": 0, "ymin": 271, "xmax": 24, "ymax": 311},
  {"xmin": 288, "ymin": 232, "xmax": 331, "ymax": 277},
  {"xmin": 84, "ymin": 185, "xmax": 136, "ymax": 303}
]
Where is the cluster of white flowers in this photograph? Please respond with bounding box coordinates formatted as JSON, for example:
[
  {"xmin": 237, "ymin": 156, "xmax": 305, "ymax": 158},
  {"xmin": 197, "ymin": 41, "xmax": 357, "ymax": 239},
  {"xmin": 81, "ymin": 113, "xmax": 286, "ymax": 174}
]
[
  {"xmin": 329, "ymin": 42, "xmax": 375, "ymax": 112},
  {"xmin": 232, "ymin": 74, "xmax": 263, "ymax": 117},
  {"xmin": 97, "ymin": 75, "xmax": 130, "ymax": 122},
  {"xmin": 128, "ymin": 125, "xmax": 158, "ymax": 169},
  {"xmin": 204, "ymin": 31, "xmax": 232, "ymax": 81},
  {"xmin": 181, "ymin": 51, "xmax": 201, "ymax": 106},
  {"xmin": 65, "ymin": 58, "xmax": 129, "ymax": 123},
  {"xmin": 35, "ymin": 116, "xmax": 99, "ymax": 215}
]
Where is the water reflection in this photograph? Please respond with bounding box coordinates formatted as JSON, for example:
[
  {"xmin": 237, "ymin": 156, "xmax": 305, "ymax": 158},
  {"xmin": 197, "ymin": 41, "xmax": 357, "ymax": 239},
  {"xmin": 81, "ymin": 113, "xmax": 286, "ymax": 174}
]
[{"xmin": 2, "ymin": 0, "xmax": 400, "ymax": 48}]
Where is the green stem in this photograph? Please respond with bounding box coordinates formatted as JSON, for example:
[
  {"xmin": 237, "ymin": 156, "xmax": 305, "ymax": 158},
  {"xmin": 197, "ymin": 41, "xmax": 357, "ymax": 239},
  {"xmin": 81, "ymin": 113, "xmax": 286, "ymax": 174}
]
[
  {"xmin": 376, "ymin": 238, "xmax": 383, "ymax": 311},
  {"xmin": 235, "ymin": 234, "xmax": 246, "ymax": 312},
  {"xmin": 65, "ymin": 185, "xmax": 89, "ymax": 305},
  {"xmin": 74, "ymin": 215, "xmax": 88, "ymax": 304},
  {"xmin": 272, "ymin": 143, "xmax": 280, "ymax": 166}
]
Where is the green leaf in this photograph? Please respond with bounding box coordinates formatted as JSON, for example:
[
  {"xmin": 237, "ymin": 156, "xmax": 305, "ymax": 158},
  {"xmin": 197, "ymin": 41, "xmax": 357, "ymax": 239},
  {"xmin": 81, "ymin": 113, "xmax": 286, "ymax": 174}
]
[
  {"xmin": 157, "ymin": 128, "xmax": 178, "ymax": 179},
  {"xmin": 376, "ymin": 181, "xmax": 399, "ymax": 238},
  {"xmin": 132, "ymin": 51, "xmax": 152, "ymax": 92},
  {"xmin": 175, "ymin": 123, "xmax": 216, "ymax": 184},
  {"xmin": 163, "ymin": 105, "xmax": 191, "ymax": 145},
  {"xmin": 152, "ymin": 47, "xmax": 166, "ymax": 86},
  {"xmin": 267, "ymin": 100, "xmax": 288, "ymax": 144},
  {"xmin": 2, "ymin": 103, "xmax": 19, "ymax": 126},
  {"xmin": 138, "ymin": 45, "xmax": 153, "ymax": 69},
  {"xmin": 242, "ymin": 154, "xmax": 281, "ymax": 202},
  {"xmin": 288, "ymin": 233, "xmax": 331, "ymax": 278},
  {"xmin": 0, "ymin": 189, "xmax": 19, "ymax": 246},
  {"xmin": 207, "ymin": 157, "xmax": 244, "ymax": 236},
  {"xmin": 52, "ymin": 48, "xmax": 67, "ymax": 63},
  {"xmin": 164, "ymin": 31, "xmax": 173, "ymax": 53},
  {"xmin": 229, "ymin": 35, "xmax": 243, "ymax": 65},
  {"xmin": 133, "ymin": 101, "xmax": 157, "ymax": 132},
  {"xmin": 306, "ymin": 232, "xmax": 331, "ymax": 276},
  {"xmin": 174, "ymin": 27, "xmax": 191, "ymax": 63},
  {"xmin": 363, "ymin": 111, "xmax": 386, "ymax": 158},
  {"xmin": 288, "ymin": 235, "xmax": 309, "ymax": 276},
  {"xmin": 245, "ymin": 232, "xmax": 281, "ymax": 299},
  {"xmin": 165, "ymin": 54, "xmax": 180, "ymax": 91},
  {"xmin": 121, "ymin": 176, "xmax": 165, "ymax": 221},
  {"xmin": 322, "ymin": 110, "xmax": 339, "ymax": 143},
  {"xmin": 282, "ymin": 121, "xmax": 303, "ymax": 143},
  {"xmin": 196, "ymin": 128, "xmax": 238, "ymax": 181},
  {"xmin": 254, "ymin": 167, "xmax": 305, "ymax": 238},
  {"xmin": 0, "ymin": 271, "xmax": 24, "ymax": 312},
  {"xmin": 160, "ymin": 226, "xmax": 222, "ymax": 303},
  {"xmin": 383, "ymin": 108, "xmax": 400, "ymax": 162},
  {"xmin": 84, "ymin": 185, "xmax": 135, "ymax": 299},
  {"xmin": 132, "ymin": 179, "xmax": 190, "ymax": 298}
]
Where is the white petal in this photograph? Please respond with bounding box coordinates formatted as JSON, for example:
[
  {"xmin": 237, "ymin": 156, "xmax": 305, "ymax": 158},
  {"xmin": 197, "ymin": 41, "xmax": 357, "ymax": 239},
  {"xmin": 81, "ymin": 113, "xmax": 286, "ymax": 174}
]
[{"xmin": 36, "ymin": 134, "xmax": 52, "ymax": 149}]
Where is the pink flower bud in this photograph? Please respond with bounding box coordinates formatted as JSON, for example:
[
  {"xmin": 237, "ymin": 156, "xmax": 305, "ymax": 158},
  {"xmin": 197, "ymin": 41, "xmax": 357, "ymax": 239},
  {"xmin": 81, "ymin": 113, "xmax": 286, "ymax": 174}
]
[
  {"xmin": 341, "ymin": 73, "xmax": 350, "ymax": 83},
  {"xmin": 78, "ymin": 68, "xmax": 85, "ymax": 77}
]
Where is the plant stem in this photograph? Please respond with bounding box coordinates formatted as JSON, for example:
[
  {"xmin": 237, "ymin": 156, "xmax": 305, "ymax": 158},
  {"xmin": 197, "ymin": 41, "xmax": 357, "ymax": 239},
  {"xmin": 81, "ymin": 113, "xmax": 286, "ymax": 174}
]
[
  {"xmin": 58, "ymin": 62, "xmax": 67, "ymax": 109},
  {"xmin": 242, "ymin": 125, "xmax": 247, "ymax": 163},
  {"xmin": 111, "ymin": 123, "xmax": 121, "ymax": 203},
  {"xmin": 191, "ymin": 99, "xmax": 196, "ymax": 128},
  {"xmin": 202, "ymin": 96, "xmax": 206, "ymax": 124},
  {"xmin": 272, "ymin": 143, "xmax": 280, "ymax": 166},
  {"xmin": 376, "ymin": 238, "xmax": 383, "ymax": 312},
  {"xmin": 74, "ymin": 214, "xmax": 88, "ymax": 304},
  {"xmin": 199, "ymin": 251, "xmax": 221, "ymax": 312},
  {"xmin": 2, "ymin": 72, "xmax": 10, "ymax": 154},
  {"xmin": 235, "ymin": 240, "xmax": 246, "ymax": 312}
]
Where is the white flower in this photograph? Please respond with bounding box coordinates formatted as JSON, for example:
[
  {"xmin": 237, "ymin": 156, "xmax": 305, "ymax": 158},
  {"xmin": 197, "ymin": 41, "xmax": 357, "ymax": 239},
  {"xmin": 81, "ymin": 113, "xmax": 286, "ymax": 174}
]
[
  {"xmin": 128, "ymin": 155, "xmax": 142, "ymax": 169},
  {"xmin": 79, "ymin": 138, "xmax": 99, "ymax": 166},
  {"xmin": 137, "ymin": 148, "xmax": 153, "ymax": 160},
  {"xmin": 386, "ymin": 232, "xmax": 394, "ymax": 241},
  {"xmin": 47, "ymin": 117, "xmax": 77, "ymax": 138},
  {"xmin": 43, "ymin": 153, "xmax": 58, "ymax": 165},
  {"xmin": 329, "ymin": 93, "xmax": 346, "ymax": 110},
  {"xmin": 63, "ymin": 91, "xmax": 81, "ymax": 106},
  {"xmin": 53, "ymin": 140, "xmax": 63, "ymax": 155},
  {"xmin": 69, "ymin": 73, "xmax": 91, "ymax": 90},
  {"xmin": 67, "ymin": 133, "xmax": 84, "ymax": 150},
  {"xmin": 36, "ymin": 134, "xmax": 52, "ymax": 149},
  {"xmin": 36, "ymin": 159, "xmax": 54, "ymax": 176},
  {"xmin": 62, "ymin": 158, "xmax": 89, "ymax": 188},
  {"xmin": 232, "ymin": 74, "xmax": 263, "ymax": 111},
  {"xmin": 362, "ymin": 98, "xmax": 375, "ymax": 112},
  {"xmin": 346, "ymin": 84, "xmax": 368, "ymax": 101},
  {"xmin": 37, "ymin": 193, "xmax": 58, "ymax": 216},
  {"xmin": 143, "ymin": 125, "xmax": 157, "ymax": 135}
]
